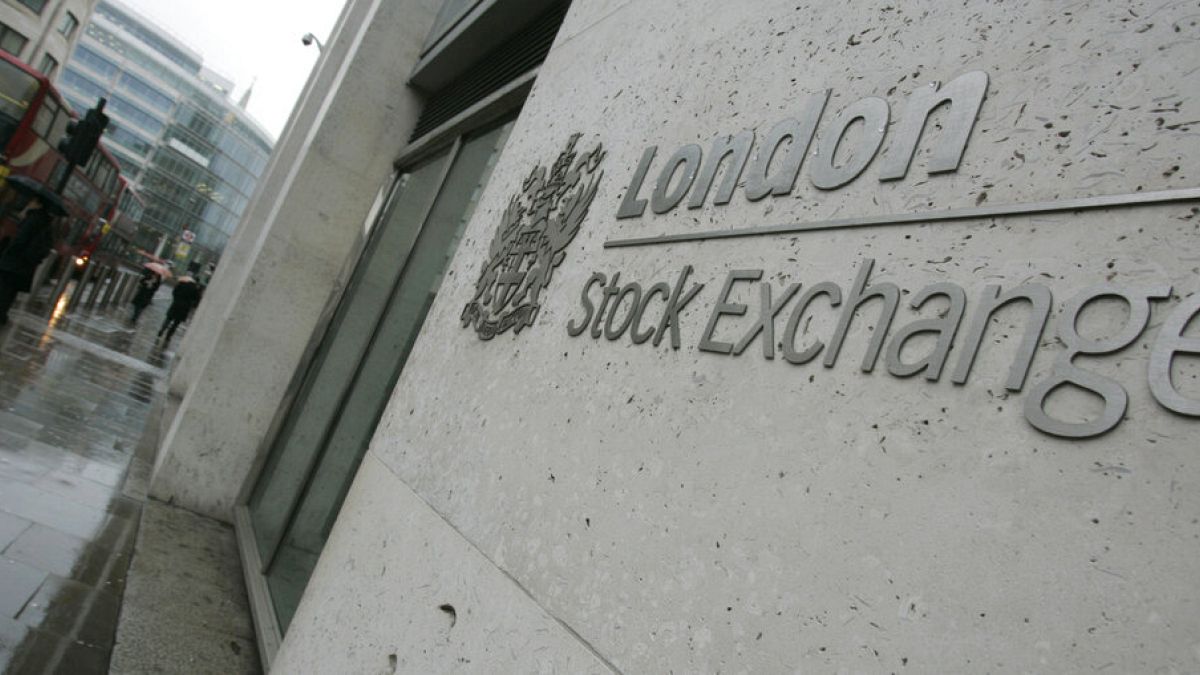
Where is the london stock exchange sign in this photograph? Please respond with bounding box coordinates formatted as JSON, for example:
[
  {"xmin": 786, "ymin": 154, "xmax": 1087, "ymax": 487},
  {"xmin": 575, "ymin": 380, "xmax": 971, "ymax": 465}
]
[{"xmin": 471, "ymin": 71, "xmax": 1200, "ymax": 439}]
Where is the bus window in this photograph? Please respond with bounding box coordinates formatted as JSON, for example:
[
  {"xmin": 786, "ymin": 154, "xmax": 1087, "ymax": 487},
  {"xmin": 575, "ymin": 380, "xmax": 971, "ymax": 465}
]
[
  {"xmin": 0, "ymin": 59, "xmax": 40, "ymax": 147},
  {"xmin": 95, "ymin": 162, "xmax": 111, "ymax": 191},
  {"xmin": 33, "ymin": 96, "xmax": 58, "ymax": 137}
]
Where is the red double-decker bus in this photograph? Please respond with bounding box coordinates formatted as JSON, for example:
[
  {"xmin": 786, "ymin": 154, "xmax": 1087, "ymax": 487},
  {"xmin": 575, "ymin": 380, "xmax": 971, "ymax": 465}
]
[{"xmin": 0, "ymin": 51, "xmax": 124, "ymax": 263}]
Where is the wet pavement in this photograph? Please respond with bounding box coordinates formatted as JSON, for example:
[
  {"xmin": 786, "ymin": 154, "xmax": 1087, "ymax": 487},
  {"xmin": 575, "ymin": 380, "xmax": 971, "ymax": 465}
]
[{"xmin": 0, "ymin": 283, "xmax": 180, "ymax": 674}]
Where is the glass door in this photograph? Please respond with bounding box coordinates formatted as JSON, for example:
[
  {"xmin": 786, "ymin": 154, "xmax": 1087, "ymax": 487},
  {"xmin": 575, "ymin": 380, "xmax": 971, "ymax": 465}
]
[{"xmin": 242, "ymin": 118, "xmax": 515, "ymax": 633}]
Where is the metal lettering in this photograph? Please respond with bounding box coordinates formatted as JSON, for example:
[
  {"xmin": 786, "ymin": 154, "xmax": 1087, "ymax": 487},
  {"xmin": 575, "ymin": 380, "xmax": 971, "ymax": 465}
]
[
  {"xmin": 782, "ymin": 282, "xmax": 843, "ymax": 365},
  {"xmin": 653, "ymin": 265, "xmax": 704, "ymax": 349},
  {"xmin": 1024, "ymin": 284, "xmax": 1171, "ymax": 438},
  {"xmin": 566, "ymin": 272, "xmax": 605, "ymax": 337},
  {"xmin": 878, "ymin": 70, "xmax": 989, "ymax": 181},
  {"xmin": 733, "ymin": 280, "xmax": 802, "ymax": 359},
  {"xmin": 688, "ymin": 131, "xmax": 755, "ymax": 209},
  {"xmin": 884, "ymin": 282, "xmax": 966, "ymax": 380},
  {"xmin": 950, "ymin": 283, "xmax": 1052, "ymax": 391},
  {"xmin": 809, "ymin": 97, "xmax": 889, "ymax": 190},
  {"xmin": 589, "ymin": 272, "xmax": 622, "ymax": 339},
  {"xmin": 604, "ymin": 282, "xmax": 643, "ymax": 340},
  {"xmin": 650, "ymin": 144, "xmax": 702, "ymax": 214},
  {"xmin": 613, "ymin": 71, "xmax": 992, "ymax": 219},
  {"xmin": 824, "ymin": 258, "xmax": 899, "ymax": 372},
  {"xmin": 616, "ymin": 145, "xmax": 657, "ymax": 219},
  {"xmin": 699, "ymin": 270, "xmax": 762, "ymax": 355},
  {"xmin": 631, "ymin": 282, "xmax": 670, "ymax": 344},
  {"xmin": 1149, "ymin": 294, "xmax": 1200, "ymax": 416},
  {"xmin": 744, "ymin": 90, "xmax": 829, "ymax": 201}
]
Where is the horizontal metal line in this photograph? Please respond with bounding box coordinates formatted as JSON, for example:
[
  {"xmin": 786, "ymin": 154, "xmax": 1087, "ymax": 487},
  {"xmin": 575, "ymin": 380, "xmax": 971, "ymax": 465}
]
[{"xmin": 603, "ymin": 187, "xmax": 1200, "ymax": 248}]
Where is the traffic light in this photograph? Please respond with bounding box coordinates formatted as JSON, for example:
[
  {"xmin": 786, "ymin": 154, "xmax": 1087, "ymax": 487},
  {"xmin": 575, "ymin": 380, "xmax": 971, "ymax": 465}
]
[{"xmin": 58, "ymin": 98, "xmax": 109, "ymax": 166}]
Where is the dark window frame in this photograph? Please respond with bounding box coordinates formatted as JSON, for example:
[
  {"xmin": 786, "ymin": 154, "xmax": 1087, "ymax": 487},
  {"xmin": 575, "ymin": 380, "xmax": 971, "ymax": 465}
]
[
  {"xmin": 36, "ymin": 53, "xmax": 57, "ymax": 79},
  {"xmin": 14, "ymin": 0, "xmax": 48, "ymax": 16},
  {"xmin": 0, "ymin": 22, "xmax": 29, "ymax": 56},
  {"xmin": 58, "ymin": 12, "xmax": 79, "ymax": 39}
]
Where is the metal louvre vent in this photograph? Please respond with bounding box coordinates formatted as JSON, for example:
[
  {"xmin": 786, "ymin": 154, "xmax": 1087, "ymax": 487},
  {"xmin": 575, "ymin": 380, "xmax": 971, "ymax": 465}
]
[{"xmin": 409, "ymin": 1, "xmax": 569, "ymax": 142}]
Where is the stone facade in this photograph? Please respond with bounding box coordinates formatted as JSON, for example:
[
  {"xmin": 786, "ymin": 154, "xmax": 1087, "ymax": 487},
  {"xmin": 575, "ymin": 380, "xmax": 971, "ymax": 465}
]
[
  {"xmin": 150, "ymin": 0, "xmax": 440, "ymax": 521},
  {"xmin": 168, "ymin": 0, "xmax": 1200, "ymax": 671}
]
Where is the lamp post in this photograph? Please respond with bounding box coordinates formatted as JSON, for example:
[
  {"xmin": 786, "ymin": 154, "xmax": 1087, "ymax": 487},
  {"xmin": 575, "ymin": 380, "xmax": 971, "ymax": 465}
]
[{"xmin": 301, "ymin": 33, "xmax": 324, "ymax": 52}]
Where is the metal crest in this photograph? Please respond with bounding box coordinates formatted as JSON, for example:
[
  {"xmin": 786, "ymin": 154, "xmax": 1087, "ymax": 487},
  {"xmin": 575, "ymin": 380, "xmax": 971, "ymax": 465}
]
[{"xmin": 462, "ymin": 134, "xmax": 605, "ymax": 340}]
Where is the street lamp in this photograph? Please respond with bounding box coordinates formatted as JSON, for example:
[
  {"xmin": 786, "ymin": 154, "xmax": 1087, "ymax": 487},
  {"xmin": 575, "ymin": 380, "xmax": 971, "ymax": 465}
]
[{"xmin": 301, "ymin": 32, "xmax": 324, "ymax": 52}]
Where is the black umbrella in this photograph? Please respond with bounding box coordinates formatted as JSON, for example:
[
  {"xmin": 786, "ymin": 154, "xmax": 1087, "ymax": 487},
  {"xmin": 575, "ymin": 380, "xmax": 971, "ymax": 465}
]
[{"xmin": 6, "ymin": 175, "xmax": 68, "ymax": 216}]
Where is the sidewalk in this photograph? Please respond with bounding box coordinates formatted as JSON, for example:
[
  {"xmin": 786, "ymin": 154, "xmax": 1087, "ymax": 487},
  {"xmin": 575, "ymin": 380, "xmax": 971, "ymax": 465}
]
[{"xmin": 0, "ymin": 285, "xmax": 258, "ymax": 673}]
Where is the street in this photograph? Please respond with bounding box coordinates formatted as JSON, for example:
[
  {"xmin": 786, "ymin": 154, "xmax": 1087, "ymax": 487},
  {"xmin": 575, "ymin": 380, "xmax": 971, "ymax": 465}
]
[{"xmin": 0, "ymin": 284, "xmax": 168, "ymax": 672}]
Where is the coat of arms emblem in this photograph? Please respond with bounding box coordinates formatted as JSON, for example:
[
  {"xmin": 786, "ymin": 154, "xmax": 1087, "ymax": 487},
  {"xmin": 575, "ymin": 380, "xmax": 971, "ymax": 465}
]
[{"xmin": 462, "ymin": 134, "xmax": 605, "ymax": 340}]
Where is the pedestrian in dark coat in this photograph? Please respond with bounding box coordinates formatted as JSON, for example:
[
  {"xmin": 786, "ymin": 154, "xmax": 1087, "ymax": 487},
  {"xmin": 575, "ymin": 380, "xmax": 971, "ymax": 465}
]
[
  {"xmin": 0, "ymin": 197, "xmax": 54, "ymax": 325},
  {"xmin": 130, "ymin": 267, "xmax": 161, "ymax": 323},
  {"xmin": 158, "ymin": 275, "xmax": 202, "ymax": 343}
]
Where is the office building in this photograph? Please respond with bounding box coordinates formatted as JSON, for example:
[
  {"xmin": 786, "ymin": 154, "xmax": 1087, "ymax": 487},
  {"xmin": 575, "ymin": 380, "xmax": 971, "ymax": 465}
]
[
  {"xmin": 57, "ymin": 0, "xmax": 272, "ymax": 261},
  {"xmin": 132, "ymin": 0, "xmax": 1200, "ymax": 671}
]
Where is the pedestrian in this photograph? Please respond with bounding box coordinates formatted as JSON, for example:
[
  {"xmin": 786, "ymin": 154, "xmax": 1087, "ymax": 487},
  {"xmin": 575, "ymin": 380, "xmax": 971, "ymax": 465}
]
[
  {"xmin": 157, "ymin": 274, "xmax": 201, "ymax": 343},
  {"xmin": 130, "ymin": 266, "xmax": 161, "ymax": 324},
  {"xmin": 0, "ymin": 197, "xmax": 55, "ymax": 325}
]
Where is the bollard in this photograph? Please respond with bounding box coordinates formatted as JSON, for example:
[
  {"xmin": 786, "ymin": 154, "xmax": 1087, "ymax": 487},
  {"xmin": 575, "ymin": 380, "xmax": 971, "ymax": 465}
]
[
  {"xmin": 68, "ymin": 260, "xmax": 98, "ymax": 313},
  {"xmin": 120, "ymin": 272, "xmax": 138, "ymax": 305},
  {"xmin": 83, "ymin": 265, "xmax": 108, "ymax": 310},
  {"xmin": 115, "ymin": 270, "xmax": 133, "ymax": 309},
  {"xmin": 21, "ymin": 251, "xmax": 58, "ymax": 311},
  {"xmin": 111, "ymin": 272, "xmax": 132, "ymax": 314},
  {"xmin": 98, "ymin": 267, "xmax": 119, "ymax": 309}
]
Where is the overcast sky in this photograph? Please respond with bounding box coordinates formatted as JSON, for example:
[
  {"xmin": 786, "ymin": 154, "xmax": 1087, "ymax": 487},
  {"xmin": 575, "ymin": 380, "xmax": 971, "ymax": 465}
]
[{"xmin": 116, "ymin": 0, "xmax": 347, "ymax": 140}]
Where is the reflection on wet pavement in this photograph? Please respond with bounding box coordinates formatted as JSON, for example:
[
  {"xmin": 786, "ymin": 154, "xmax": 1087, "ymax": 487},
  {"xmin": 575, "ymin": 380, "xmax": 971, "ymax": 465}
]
[{"xmin": 0, "ymin": 286, "xmax": 178, "ymax": 674}]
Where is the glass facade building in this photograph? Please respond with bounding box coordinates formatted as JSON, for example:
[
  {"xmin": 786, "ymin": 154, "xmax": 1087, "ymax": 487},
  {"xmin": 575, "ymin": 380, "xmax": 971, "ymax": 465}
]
[{"xmin": 57, "ymin": 0, "xmax": 272, "ymax": 261}]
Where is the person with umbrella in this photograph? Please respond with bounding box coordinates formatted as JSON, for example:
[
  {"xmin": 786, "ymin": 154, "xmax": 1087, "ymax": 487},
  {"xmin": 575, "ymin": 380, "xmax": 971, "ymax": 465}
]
[
  {"xmin": 0, "ymin": 184, "xmax": 63, "ymax": 325},
  {"xmin": 130, "ymin": 261, "xmax": 169, "ymax": 324},
  {"xmin": 157, "ymin": 271, "xmax": 202, "ymax": 344}
]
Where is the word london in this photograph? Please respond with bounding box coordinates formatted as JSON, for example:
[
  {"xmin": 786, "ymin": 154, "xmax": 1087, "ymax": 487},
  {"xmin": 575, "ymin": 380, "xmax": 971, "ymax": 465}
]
[
  {"xmin": 617, "ymin": 71, "xmax": 989, "ymax": 217},
  {"xmin": 566, "ymin": 260, "xmax": 1200, "ymax": 439}
]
